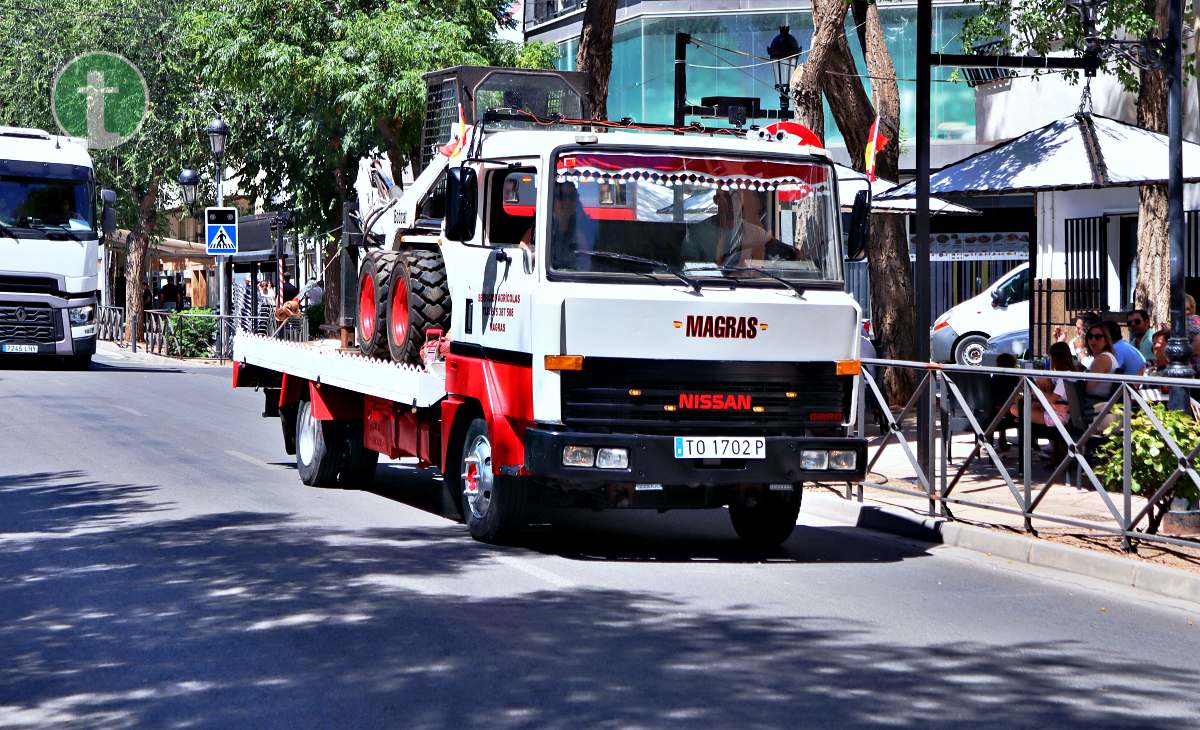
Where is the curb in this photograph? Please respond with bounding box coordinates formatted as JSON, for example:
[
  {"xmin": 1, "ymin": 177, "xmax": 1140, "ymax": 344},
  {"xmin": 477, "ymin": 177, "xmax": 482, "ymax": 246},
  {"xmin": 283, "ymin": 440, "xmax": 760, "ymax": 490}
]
[{"xmin": 803, "ymin": 492, "xmax": 1200, "ymax": 606}]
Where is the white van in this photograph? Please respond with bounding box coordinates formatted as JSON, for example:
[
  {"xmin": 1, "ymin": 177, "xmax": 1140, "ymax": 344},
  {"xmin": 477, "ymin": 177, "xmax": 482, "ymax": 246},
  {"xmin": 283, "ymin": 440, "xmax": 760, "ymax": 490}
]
[{"xmin": 930, "ymin": 263, "xmax": 1029, "ymax": 365}]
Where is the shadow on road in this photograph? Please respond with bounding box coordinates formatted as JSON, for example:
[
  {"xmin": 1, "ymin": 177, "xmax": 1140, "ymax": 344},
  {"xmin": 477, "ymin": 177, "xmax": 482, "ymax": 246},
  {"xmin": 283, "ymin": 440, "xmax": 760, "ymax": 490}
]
[{"xmin": 1, "ymin": 469, "xmax": 1197, "ymax": 728}]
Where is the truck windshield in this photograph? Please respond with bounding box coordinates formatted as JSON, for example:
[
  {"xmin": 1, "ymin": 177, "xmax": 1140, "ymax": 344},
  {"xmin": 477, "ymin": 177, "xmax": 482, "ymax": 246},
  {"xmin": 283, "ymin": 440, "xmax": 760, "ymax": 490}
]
[
  {"xmin": 548, "ymin": 151, "xmax": 842, "ymax": 285},
  {"xmin": 0, "ymin": 175, "xmax": 94, "ymax": 234}
]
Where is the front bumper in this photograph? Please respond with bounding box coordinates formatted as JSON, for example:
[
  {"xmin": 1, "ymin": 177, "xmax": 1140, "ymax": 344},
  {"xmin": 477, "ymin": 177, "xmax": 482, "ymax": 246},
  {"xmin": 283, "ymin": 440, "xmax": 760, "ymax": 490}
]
[
  {"xmin": 524, "ymin": 428, "xmax": 867, "ymax": 486},
  {"xmin": 930, "ymin": 324, "xmax": 959, "ymax": 363}
]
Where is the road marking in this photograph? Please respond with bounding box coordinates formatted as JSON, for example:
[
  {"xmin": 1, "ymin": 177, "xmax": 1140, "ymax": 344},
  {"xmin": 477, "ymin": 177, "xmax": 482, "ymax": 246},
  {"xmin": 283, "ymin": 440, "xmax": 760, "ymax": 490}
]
[
  {"xmin": 493, "ymin": 555, "xmax": 576, "ymax": 588},
  {"xmin": 225, "ymin": 449, "xmax": 288, "ymax": 472},
  {"xmin": 112, "ymin": 405, "xmax": 143, "ymax": 417}
]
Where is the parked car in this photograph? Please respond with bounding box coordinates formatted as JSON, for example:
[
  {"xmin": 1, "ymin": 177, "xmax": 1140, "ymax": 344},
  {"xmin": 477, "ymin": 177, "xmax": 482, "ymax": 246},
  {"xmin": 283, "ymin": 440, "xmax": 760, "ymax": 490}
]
[
  {"xmin": 931, "ymin": 263, "xmax": 1029, "ymax": 366},
  {"xmin": 981, "ymin": 328, "xmax": 1030, "ymax": 366}
]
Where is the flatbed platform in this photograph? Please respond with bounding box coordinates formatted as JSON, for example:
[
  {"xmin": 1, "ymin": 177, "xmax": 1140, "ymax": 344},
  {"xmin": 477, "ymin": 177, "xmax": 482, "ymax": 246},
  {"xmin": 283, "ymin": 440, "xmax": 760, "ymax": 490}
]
[{"xmin": 233, "ymin": 333, "xmax": 447, "ymax": 408}]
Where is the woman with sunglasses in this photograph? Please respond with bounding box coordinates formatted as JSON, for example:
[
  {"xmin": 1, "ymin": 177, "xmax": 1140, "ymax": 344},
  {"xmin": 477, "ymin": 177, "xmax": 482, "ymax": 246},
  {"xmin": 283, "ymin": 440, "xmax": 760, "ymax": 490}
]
[{"xmin": 1084, "ymin": 324, "xmax": 1118, "ymax": 399}]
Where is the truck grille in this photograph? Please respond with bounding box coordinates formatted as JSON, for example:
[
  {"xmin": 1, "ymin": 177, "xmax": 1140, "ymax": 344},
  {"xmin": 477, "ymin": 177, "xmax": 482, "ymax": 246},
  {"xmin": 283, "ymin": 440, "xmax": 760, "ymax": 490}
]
[
  {"xmin": 0, "ymin": 303, "xmax": 60, "ymax": 344},
  {"xmin": 560, "ymin": 358, "xmax": 852, "ymax": 435}
]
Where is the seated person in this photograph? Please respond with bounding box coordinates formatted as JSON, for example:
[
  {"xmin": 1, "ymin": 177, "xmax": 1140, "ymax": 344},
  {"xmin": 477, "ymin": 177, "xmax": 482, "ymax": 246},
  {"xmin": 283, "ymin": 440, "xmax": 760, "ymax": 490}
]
[{"xmin": 682, "ymin": 189, "xmax": 773, "ymax": 266}]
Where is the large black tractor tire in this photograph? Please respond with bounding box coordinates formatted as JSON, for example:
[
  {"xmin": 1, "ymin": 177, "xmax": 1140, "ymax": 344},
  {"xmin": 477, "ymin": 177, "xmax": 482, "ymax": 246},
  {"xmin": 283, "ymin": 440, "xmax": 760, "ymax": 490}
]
[
  {"xmin": 459, "ymin": 417, "xmax": 527, "ymax": 544},
  {"xmin": 356, "ymin": 251, "xmax": 399, "ymax": 358},
  {"xmin": 295, "ymin": 399, "xmax": 347, "ymax": 487},
  {"xmin": 729, "ymin": 489, "xmax": 802, "ymax": 548},
  {"xmin": 386, "ymin": 249, "xmax": 451, "ymax": 365}
]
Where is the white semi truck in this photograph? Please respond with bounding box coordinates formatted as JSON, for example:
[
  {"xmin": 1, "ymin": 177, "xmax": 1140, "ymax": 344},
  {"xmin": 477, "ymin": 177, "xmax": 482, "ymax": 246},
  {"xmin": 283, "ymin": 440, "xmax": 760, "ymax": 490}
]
[
  {"xmin": 232, "ymin": 67, "xmax": 868, "ymax": 546},
  {"xmin": 0, "ymin": 126, "xmax": 115, "ymax": 367}
]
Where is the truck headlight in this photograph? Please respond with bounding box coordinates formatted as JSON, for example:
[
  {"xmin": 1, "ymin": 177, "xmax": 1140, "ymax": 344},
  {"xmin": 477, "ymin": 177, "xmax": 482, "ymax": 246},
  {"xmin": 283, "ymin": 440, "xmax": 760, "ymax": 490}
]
[
  {"xmin": 69, "ymin": 305, "xmax": 95, "ymax": 325},
  {"xmin": 800, "ymin": 450, "xmax": 829, "ymax": 470},
  {"xmin": 829, "ymin": 450, "xmax": 857, "ymax": 471},
  {"xmin": 562, "ymin": 445, "xmax": 595, "ymax": 467},
  {"xmin": 596, "ymin": 448, "xmax": 629, "ymax": 469}
]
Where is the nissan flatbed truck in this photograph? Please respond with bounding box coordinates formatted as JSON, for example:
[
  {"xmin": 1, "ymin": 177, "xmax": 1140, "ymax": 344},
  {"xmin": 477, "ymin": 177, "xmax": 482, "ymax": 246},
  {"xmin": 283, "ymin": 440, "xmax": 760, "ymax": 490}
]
[{"xmin": 232, "ymin": 66, "xmax": 868, "ymax": 546}]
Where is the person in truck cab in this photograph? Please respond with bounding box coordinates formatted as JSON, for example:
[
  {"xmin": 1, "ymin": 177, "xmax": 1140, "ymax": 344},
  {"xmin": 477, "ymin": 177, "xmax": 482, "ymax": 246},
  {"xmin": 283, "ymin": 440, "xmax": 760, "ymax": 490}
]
[{"xmin": 548, "ymin": 181, "xmax": 593, "ymax": 269}]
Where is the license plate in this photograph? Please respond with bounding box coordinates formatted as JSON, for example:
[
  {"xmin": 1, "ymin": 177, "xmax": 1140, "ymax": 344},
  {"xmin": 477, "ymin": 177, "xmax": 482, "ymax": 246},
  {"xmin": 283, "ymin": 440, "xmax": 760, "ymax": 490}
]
[
  {"xmin": 674, "ymin": 436, "xmax": 765, "ymax": 459},
  {"xmin": 1, "ymin": 344, "xmax": 37, "ymax": 354}
]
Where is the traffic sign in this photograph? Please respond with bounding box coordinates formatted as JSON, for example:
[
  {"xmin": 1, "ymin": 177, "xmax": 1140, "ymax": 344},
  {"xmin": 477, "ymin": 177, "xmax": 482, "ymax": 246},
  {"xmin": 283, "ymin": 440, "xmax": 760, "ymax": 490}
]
[{"xmin": 206, "ymin": 207, "xmax": 238, "ymax": 255}]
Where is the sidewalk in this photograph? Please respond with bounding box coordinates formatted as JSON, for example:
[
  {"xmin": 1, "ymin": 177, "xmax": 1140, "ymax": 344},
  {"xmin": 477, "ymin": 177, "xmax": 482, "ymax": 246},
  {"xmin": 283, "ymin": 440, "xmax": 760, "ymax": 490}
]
[
  {"xmin": 840, "ymin": 414, "xmax": 1200, "ymax": 575},
  {"xmin": 95, "ymin": 340, "xmax": 227, "ymax": 368}
]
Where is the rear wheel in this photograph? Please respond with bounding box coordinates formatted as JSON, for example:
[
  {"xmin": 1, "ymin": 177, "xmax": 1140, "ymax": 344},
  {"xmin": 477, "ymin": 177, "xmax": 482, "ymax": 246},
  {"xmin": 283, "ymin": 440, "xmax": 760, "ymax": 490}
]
[
  {"xmin": 295, "ymin": 399, "xmax": 346, "ymax": 486},
  {"xmin": 356, "ymin": 251, "xmax": 398, "ymax": 358},
  {"xmin": 953, "ymin": 334, "xmax": 989, "ymax": 366},
  {"xmin": 387, "ymin": 249, "xmax": 450, "ymax": 364},
  {"xmin": 460, "ymin": 417, "xmax": 526, "ymax": 543},
  {"xmin": 729, "ymin": 489, "xmax": 802, "ymax": 548},
  {"xmin": 338, "ymin": 424, "xmax": 380, "ymax": 487}
]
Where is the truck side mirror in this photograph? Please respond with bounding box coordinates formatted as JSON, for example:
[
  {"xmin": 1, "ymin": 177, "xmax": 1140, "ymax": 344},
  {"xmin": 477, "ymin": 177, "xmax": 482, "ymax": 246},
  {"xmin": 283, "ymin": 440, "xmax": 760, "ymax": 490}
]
[
  {"xmin": 445, "ymin": 166, "xmax": 478, "ymax": 242},
  {"xmin": 846, "ymin": 190, "xmax": 871, "ymax": 261},
  {"xmin": 991, "ymin": 289, "xmax": 1006, "ymax": 308},
  {"xmin": 100, "ymin": 189, "xmax": 117, "ymax": 236}
]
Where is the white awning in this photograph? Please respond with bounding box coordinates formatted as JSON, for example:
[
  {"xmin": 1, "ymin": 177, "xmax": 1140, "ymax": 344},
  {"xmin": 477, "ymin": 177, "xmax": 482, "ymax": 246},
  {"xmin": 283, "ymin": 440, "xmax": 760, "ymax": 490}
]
[
  {"xmin": 878, "ymin": 112, "xmax": 1200, "ymax": 199},
  {"xmin": 834, "ymin": 164, "xmax": 979, "ymax": 215}
]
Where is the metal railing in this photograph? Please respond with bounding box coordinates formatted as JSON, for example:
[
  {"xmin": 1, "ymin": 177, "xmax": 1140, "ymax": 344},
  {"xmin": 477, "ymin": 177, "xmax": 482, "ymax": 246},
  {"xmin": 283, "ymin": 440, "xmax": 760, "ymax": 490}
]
[
  {"xmin": 96, "ymin": 307, "xmax": 309, "ymax": 359},
  {"xmin": 853, "ymin": 359, "xmax": 1200, "ymax": 551}
]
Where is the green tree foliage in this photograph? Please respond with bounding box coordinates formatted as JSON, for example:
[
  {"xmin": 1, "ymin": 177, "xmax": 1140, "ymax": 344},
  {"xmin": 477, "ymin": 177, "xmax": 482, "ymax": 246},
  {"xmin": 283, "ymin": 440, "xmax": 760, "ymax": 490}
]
[
  {"xmin": 961, "ymin": 0, "xmax": 1156, "ymax": 91},
  {"xmin": 0, "ymin": 0, "xmax": 213, "ymax": 340},
  {"xmin": 180, "ymin": 0, "xmax": 556, "ymax": 232}
]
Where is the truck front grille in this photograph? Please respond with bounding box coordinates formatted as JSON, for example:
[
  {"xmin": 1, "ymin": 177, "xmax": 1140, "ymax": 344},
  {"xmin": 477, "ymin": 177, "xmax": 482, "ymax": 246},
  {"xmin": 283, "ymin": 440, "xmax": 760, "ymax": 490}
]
[
  {"xmin": 0, "ymin": 303, "xmax": 60, "ymax": 344},
  {"xmin": 560, "ymin": 358, "xmax": 852, "ymax": 435}
]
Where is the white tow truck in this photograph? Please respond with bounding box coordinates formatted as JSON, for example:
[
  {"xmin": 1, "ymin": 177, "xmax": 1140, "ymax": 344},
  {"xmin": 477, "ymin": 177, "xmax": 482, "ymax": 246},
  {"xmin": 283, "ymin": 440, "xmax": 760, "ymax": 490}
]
[
  {"xmin": 233, "ymin": 67, "xmax": 868, "ymax": 546},
  {"xmin": 0, "ymin": 127, "xmax": 116, "ymax": 367}
]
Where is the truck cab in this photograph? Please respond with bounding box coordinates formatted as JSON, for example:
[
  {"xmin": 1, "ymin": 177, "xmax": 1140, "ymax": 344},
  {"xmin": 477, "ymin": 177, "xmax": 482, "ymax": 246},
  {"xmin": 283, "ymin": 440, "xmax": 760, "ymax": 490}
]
[{"xmin": 0, "ymin": 127, "xmax": 114, "ymax": 367}]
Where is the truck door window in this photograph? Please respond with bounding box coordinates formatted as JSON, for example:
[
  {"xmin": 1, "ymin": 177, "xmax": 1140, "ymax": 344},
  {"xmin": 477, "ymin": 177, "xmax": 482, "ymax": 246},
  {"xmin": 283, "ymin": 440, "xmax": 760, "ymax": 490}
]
[{"xmin": 487, "ymin": 169, "xmax": 536, "ymax": 246}]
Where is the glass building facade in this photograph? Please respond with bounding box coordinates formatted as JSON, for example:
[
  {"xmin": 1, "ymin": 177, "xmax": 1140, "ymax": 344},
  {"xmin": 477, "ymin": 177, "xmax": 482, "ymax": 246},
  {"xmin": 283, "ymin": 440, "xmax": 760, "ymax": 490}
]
[{"xmin": 552, "ymin": 5, "xmax": 978, "ymax": 147}]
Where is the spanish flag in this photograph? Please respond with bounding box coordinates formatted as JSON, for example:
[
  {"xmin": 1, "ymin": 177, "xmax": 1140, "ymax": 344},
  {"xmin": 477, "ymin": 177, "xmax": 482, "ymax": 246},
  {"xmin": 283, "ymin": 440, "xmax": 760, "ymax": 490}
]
[
  {"xmin": 864, "ymin": 115, "xmax": 890, "ymax": 183},
  {"xmin": 437, "ymin": 103, "xmax": 469, "ymax": 160}
]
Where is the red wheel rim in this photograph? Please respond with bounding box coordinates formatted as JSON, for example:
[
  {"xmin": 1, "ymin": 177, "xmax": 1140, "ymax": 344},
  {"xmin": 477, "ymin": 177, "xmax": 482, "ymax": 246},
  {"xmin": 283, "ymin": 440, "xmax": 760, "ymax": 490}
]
[
  {"xmin": 389, "ymin": 273, "xmax": 409, "ymax": 345},
  {"xmin": 359, "ymin": 272, "xmax": 376, "ymax": 340}
]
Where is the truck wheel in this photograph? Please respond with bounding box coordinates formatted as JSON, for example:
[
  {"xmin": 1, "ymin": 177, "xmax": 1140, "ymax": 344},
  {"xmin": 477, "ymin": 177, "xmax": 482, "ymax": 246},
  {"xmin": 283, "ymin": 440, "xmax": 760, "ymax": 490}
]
[
  {"xmin": 953, "ymin": 334, "xmax": 989, "ymax": 366},
  {"xmin": 295, "ymin": 399, "xmax": 346, "ymax": 486},
  {"xmin": 387, "ymin": 249, "xmax": 450, "ymax": 364},
  {"xmin": 729, "ymin": 490, "xmax": 802, "ymax": 548},
  {"xmin": 338, "ymin": 424, "xmax": 380, "ymax": 486},
  {"xmin": 357, "ymin": 251, "xmax": 398, "ymax": 358},
  {"xmin": 460, "ymin": 417, "xmax": 526, "ymax": 543}
]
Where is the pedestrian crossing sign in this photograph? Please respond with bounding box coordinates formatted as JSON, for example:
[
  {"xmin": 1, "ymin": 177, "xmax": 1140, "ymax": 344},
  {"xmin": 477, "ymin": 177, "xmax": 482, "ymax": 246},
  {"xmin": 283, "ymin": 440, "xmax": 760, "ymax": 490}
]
[{"xmin": 206, "ymin": 207, "xmax": 238, "ymax": 255}]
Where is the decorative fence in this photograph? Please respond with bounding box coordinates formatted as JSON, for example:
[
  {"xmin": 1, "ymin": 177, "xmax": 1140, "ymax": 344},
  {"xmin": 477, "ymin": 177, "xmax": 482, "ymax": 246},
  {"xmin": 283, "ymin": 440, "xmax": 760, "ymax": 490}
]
[
  {"xmin": 98, "ymin": 308, "xmax": 308, "ymax": 359},
  {"xmin": 854, "ymin": 359, "xmax": 1200, "ymax": 551}
]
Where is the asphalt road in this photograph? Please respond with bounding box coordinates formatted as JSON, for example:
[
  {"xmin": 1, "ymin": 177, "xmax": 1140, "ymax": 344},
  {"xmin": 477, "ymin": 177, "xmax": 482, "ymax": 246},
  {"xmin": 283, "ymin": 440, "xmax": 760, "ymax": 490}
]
[{"xmin": 2, "ymin": 347, "xmax": 1199, "ymax": 729}]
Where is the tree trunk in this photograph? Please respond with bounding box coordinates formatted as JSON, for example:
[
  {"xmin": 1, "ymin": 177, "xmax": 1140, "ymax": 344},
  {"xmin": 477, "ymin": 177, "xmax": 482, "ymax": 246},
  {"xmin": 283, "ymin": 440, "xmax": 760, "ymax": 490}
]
[
  {"xmin": 788, "ymin": 0, "xmax": 850, "ymax": 138},
  {"xmin": 377, "ymin": 117, "xmax": 408, "ymax": 192},
  {"xmin": 123, "ymin": 184, "xmax": 158, "ymax": 344},
  {"xmin": 575, "ymin": 0, "xmax": 618, "ymax": 121},
  {"xmin": 821, "ymin": 0, "xmax": 916, "ymax": 403},
  {"xmin": 1135, "ymin": 0, "xmax": 1170, "ymax": 324}
]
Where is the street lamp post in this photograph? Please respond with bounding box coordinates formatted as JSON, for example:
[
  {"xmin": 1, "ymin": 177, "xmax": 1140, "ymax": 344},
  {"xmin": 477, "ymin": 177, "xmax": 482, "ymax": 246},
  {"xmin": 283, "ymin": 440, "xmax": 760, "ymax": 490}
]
[
  {"xmin": 206, "ymin": 116, "xmax": 231, "ymax": 354},
  {"xmin": 767, "ymin": 26, "xmax": 800, "ymax": 119}
]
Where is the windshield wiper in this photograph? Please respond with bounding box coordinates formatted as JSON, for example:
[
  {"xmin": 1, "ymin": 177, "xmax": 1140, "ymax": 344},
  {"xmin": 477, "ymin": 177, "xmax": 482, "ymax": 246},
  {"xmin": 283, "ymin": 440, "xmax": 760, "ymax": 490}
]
[
  {"xmin": 694, "ymin": 263, "xmax": 806, "ymax": 299},
  {"xmin": 31, "ymin": 224, "xmax": 85, "ymax": 241},
  {"xmin": 575, "ymin": 250, "xmax": 703, "ymax": 293}
]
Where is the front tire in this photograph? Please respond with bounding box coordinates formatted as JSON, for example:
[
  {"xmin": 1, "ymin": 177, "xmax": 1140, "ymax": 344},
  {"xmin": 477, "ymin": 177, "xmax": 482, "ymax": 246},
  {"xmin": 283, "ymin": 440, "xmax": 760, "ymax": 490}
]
[
  {"xmin": 953, "ymin": 334, "xmax": 989, "ymax": 366},
  {"xmin": 295, "ymin": 399, "xmax": 346, "ymax": 486},
  {"xmin": 356, "ymin": 251, "xmax": 398, "ymax": 358},
  {"xmin": 387, "ymin": 249, "xmax": 451, "ymax": 364},
  {"xmin": 729, "ymin": 490, "xmax": 801, "ymax": 548},
  {"xmin": 460, "ymin": 417, "xmax": 526, "ymax": 543}
]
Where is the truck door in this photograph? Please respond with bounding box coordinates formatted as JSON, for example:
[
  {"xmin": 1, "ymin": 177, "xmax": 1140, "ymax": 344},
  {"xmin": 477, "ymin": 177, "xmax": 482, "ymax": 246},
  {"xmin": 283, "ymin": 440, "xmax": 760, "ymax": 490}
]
[{"xmin": 455, "ymin": 166, "xmax": 538, "ymax": 356}]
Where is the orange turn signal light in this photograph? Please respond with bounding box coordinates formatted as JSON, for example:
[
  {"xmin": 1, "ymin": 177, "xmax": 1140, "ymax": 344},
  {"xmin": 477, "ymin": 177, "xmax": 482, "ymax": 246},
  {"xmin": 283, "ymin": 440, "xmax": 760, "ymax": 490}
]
[
  {"xmin": 544, "ymin": 355, "xmax": 584, "ymax": 371},
  {"xmin": 836, "ymin": 359, "xmax": 862, "ymax": 376}
]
